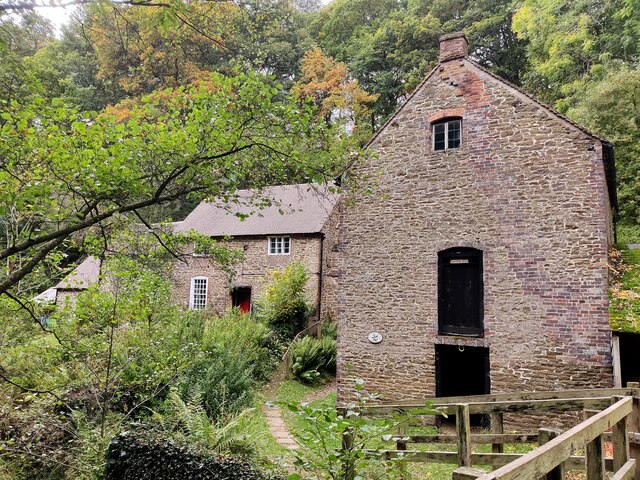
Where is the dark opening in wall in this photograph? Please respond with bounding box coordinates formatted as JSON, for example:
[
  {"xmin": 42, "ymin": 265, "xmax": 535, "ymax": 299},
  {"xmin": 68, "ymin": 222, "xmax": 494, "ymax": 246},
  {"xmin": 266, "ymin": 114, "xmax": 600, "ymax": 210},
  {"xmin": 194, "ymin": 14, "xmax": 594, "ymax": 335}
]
[
  {"xmin": 618, "ymin": 332, "xmax": 640, "ymax": 385},
  {"xmin": 435, "ymin": 344, "xmax": 490, "ymax": 426},
  {"xmin": 231, "ymin": 287, "xmax": 251, "ymax": 313},
  {"xmin": 438, "ymin": 247, "xmax": 484, "ymax": 336}
]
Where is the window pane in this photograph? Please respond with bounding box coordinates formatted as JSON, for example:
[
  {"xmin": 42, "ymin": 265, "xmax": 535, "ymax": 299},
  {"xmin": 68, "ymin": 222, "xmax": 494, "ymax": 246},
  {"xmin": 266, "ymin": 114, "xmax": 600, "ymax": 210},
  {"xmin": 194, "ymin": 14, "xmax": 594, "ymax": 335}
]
[
  {"xmin": 433, "ymin": 123, "xmax": 446, "ymax": 151},
  {"xmin": 283, "ymin": 237, "xmax": 290, "ymax": 253},
  {"xmin": 269, "ymin": 238, "xmax": 276, "ymax": 254},
  {"xmin": 447, "ymin": 120, "xmax": 461, "ymax": 149},
  {"xmin": 191, "ymin": 278, "xmax": 208, "ymax": 309}
]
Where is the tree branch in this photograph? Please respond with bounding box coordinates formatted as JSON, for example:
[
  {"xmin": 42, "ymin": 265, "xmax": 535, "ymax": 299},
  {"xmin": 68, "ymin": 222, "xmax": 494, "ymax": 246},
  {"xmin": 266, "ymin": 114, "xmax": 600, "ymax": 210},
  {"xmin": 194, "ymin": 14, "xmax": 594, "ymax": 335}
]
[
  {"xmin": 0, "ymin": 365, "xmax": 65, "ymax": 402},
  {"xmin": 4, "ymin": 291, "xmax": 69, "ymax": 349}
]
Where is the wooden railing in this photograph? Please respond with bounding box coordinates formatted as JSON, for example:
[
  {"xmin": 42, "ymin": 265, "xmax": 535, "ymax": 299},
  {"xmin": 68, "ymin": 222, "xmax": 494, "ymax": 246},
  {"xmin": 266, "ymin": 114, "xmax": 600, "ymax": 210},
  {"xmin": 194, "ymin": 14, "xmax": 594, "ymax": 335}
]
[{"xmin": 349, "ymin": 383, "xmax": 640, "ymax": 480}]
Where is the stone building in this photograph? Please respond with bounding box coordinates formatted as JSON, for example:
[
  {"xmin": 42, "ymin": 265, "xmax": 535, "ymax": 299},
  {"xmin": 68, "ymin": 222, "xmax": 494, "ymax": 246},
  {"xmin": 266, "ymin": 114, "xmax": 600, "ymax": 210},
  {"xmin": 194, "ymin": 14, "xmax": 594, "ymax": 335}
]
[
  {"xmin": 171, "ymin": 183, "xmax": 340, "ymax": 316},
  {"xmin": 335, "ymin": 33, "xmax": 617, "ymax": 402},
  {"xmin": 44, "ymin": 184, "xmax": 341, "ymax": 319}
]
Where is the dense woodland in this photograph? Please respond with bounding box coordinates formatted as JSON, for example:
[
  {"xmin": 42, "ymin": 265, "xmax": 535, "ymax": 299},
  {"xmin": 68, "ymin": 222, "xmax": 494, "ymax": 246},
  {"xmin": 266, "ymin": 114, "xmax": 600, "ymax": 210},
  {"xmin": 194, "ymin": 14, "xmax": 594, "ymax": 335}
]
[
  {"xmin": 2, "ymin": 0, "xmax": 640, "ymax": 294},
  {"xmin": 2, "ymin": 0, "xmax": 640, "ymax": 233},
  {"xmin": 1, "ymin": 1, "xmax": 640, "ymax": 479}
]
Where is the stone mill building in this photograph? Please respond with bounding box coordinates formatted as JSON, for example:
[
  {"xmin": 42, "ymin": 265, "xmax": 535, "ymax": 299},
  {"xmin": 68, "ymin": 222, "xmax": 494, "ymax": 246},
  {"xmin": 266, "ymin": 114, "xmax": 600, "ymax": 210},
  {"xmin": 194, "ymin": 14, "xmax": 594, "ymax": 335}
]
[{"xmin": 335, "ymin": 33, "xmax": 617, "ymax": 402}]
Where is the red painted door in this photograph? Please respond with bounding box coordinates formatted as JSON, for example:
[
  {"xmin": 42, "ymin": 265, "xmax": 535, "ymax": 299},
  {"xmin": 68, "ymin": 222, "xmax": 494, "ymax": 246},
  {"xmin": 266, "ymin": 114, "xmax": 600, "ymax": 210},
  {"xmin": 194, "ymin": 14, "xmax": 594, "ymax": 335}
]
[{"xmin": 232, "ymin": 287, "xmax": 251, "ymax": 313}]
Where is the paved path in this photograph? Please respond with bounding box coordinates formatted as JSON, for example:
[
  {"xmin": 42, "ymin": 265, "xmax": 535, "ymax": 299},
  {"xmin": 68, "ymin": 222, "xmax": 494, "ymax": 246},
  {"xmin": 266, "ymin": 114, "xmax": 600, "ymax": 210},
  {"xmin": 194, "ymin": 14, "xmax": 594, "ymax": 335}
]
[
  {"xmin": 263, "ymin": 403, "xmax": 299, "ymax": 449},
  {"xmin": 262, "ymin": 363, "xmax": 336, "ymax": 450}
]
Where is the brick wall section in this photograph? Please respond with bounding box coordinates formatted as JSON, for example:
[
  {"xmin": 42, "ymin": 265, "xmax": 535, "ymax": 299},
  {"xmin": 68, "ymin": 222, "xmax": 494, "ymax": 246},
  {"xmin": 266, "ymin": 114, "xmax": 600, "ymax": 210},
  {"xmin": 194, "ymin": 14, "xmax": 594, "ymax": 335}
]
[
  {"xmin": 337, "ymin": 58, "xmax": 613, "ymax": 401},
  {"xmin": 170, "ymin": 234, "xmax": 323, "ymax": 314}
]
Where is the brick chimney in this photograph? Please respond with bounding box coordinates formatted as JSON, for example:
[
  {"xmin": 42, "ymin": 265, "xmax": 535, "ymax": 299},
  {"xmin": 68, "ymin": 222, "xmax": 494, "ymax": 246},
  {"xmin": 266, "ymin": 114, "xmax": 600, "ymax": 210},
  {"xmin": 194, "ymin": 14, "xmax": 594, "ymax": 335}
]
[{"xmin": 439, "ymin": 32, "xmax": 468, "ymax": 62}]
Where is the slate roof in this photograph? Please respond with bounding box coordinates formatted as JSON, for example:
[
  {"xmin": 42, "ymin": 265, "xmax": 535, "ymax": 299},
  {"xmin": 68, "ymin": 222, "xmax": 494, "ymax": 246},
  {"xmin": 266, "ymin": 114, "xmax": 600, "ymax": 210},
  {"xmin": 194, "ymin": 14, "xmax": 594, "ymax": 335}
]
[
  {"xmin": 174, "ymin": 183, "xmax": 340, "ymax": 237},
  {"xmin": 55, "ymin": 256, "xmax": 101, "ymax": 290}
]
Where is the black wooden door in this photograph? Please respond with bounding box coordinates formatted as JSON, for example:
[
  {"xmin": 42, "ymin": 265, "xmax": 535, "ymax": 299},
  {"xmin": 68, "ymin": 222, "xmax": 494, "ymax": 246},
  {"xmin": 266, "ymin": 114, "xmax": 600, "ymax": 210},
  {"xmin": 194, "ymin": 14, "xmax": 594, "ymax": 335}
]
[{"xmin": 438, "ymin": 248, "xmax": 483, "ymax": 336}]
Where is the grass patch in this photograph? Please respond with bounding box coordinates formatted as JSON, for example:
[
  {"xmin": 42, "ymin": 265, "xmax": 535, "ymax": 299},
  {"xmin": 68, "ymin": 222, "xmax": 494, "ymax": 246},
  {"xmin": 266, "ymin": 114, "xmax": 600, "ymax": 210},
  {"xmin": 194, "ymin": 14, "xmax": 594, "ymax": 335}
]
[
  {"xmin": 617, "ymin": 224, "xmax": 640, "ymax": 245},
  {"xmin": 610, "ymin": 248, "xmax": 640, "ymax": 333},
  {"xmin": 277, "ymin": 379, "xmax": 334, "ymax": 443}
]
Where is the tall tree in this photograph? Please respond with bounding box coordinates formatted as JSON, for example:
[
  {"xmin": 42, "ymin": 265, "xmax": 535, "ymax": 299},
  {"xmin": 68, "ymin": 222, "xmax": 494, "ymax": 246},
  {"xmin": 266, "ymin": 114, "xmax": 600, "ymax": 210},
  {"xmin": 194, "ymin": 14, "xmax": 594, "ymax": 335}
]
[
  {"xmin": 0, "ymin": 12, "xmax": 54, "ymax": 104},
  {"xmin": 293, "ymin": 47, "xmax": 378, "ymax": 142},
  {"xmin": 0, "ymin": 71, "xmax": 355, "ymax": 298},
  {"xmin": 306, "ymin": 0, "xmax": 527, "ymax": 124},
  {"xmin": 513, "ymin": 0, "xmax": 640, "ymax": 103},
  {"xmin": 513, "ymin": 0, "xmax": 640, "ymax": 224},
  {"xmin": 567, "ymin": 66, "xmax": 640, "ymax": 225},
  {"xmin": 86, "ymin": 2, "xmax": 236, "ymax": 96}
]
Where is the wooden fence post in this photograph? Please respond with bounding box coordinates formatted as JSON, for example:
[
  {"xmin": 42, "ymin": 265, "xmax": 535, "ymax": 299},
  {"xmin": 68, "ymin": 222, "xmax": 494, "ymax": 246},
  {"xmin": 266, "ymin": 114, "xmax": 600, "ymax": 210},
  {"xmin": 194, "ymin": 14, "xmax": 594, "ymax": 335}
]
[
  {"xmin": 538, "ymin": 428, "xmax": 563, "ymax": 480},
  {"xmin": 586, "ymin": 434, "xmax": 605, "ymax": 480},
  {"xmin": 490, "ymin": 412, "xmax": 504, "ymax": 472},
  {"xmin": 456, "ymin": 404, "xmax": 472, "ymax": 468},
  {"xmin": 627, "ymin": 382, "xmax": 640, "ymax": 480},
  {"xmin": 613, "ymin": 396, "xmax": 630, "ymax": 472},
  {"xmin": 339, "ymin": 407, "xmax": 355, "ymax": 480},
  {"xmin": 396, "ymin": 417, "xmax": 408, "ymax": 479},
  {"xmin": 491, "ymin": 413, "xmax": 504, "ymax": 454}
]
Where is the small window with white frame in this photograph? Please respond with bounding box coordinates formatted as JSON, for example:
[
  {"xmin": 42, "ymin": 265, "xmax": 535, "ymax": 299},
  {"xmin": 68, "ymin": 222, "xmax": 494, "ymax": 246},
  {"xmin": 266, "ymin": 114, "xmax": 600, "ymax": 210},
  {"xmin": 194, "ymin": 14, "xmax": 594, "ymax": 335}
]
[
  {"xmin": 189, "ymin": 276, "xmax": 208, "ymax": 310},
  {"xmin": 433, "ymin": 118, "xmax": 462, "ymax": 151},
  {"xmin": 268, "ymin": 236, "xmax": 291, "ymax": 255}
]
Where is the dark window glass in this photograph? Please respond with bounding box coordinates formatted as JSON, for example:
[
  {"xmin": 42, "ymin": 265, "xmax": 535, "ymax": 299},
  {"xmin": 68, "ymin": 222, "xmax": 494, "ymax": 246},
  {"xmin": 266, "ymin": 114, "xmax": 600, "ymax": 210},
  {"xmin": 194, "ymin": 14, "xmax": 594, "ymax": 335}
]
[
  {"xmin": 433, "ymin": 123, "xmax": 446, "ymax": 151},
  {"xmin": 447, "ymin": 120, "xmax": 461, "ymax": 148},
  {"xmin": 432, "ymin": 118, "xmax": 462, "ymax": 151}
]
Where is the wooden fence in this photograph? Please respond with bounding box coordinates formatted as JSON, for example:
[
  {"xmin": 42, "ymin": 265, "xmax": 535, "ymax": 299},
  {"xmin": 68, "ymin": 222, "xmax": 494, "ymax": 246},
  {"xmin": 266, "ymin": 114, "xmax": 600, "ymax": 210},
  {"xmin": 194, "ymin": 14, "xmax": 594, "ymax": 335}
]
[{"xmin": 346, "ymin": 383, "xmax": 640, "ymax": 480}]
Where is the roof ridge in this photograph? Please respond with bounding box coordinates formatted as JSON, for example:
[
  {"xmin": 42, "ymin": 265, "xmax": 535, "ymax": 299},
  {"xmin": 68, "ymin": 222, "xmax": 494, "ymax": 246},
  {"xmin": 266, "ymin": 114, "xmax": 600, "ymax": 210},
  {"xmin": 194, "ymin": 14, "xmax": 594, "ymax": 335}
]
[
  {"xmin": 465, "ymin": 58, "xmax": 610, "ymax": 144},
  {"xmin": 365, "ymin": 63, "xmax": 441, "ymax": 147}
]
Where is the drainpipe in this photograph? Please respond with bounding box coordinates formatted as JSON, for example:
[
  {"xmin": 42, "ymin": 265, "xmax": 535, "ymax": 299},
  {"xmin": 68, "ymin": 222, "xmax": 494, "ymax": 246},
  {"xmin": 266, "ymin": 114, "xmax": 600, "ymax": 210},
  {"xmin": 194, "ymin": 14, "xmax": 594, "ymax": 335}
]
[{"xmin": 315, "ymin": 233, "xmax": 325, "ymax": 336}]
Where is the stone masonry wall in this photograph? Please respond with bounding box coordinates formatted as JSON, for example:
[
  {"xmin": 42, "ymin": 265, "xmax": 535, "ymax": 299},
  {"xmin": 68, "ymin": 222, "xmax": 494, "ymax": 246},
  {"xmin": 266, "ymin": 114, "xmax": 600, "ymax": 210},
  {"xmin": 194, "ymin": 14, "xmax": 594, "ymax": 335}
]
[
  {"xmin": 170, "ymin": 234, "xmax": 323, "ymax": 314},
  {"xmin": 337, "ymin": 58, "xmax": 613, "ymax": 401},
  {"xmin": 319, "ymin": 200, "xmax": 343, "ymax": 322}
]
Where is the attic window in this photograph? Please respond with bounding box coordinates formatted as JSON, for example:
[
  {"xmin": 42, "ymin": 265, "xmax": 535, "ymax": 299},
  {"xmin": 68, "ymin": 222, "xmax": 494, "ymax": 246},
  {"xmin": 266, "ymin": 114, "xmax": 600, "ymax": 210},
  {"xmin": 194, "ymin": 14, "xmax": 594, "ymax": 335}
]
[
  {"xmin": 268, "ymin": 236, "xmax": 290, "ymax": 255},
  {"xmin": 433, "ymin": 118, "xmax": 461, "ymax": 151}
]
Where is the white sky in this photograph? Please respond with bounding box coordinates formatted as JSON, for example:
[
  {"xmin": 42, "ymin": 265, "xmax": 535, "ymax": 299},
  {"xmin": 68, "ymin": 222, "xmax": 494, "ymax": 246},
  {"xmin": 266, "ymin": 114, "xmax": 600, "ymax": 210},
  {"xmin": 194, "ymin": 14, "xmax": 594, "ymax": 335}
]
[{"xmin": 35, "ymin": 5, "xmax": 74, "ymax": 34}]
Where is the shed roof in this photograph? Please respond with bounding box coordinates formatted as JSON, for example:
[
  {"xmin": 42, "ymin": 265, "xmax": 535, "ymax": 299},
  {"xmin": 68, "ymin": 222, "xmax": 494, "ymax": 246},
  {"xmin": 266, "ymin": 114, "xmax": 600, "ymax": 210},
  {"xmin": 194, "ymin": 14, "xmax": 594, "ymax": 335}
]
[{"xmin": 174, "ymin": 183, "xmax": 340, "ymax": 237}]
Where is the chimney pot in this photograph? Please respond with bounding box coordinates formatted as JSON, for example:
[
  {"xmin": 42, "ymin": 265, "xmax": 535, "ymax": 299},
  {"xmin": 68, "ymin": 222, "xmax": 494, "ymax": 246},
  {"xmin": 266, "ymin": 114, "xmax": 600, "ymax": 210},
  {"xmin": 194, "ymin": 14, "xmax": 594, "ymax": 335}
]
[{"xmin": 439, "ymin": 32, "xmax": 468, "ymax": 62}]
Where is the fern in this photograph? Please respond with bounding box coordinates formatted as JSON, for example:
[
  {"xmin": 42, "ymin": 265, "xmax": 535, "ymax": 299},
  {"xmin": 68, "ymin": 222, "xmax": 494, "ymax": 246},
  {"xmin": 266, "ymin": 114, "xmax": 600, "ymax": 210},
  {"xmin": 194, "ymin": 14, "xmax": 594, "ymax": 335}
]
[
  {"xmin": 160, "ymin": 389, "xmax": 259, "ymax": 455},
  {"xmin": 289, "ymin": 336, "xmax": 337, "ymax": 384}
]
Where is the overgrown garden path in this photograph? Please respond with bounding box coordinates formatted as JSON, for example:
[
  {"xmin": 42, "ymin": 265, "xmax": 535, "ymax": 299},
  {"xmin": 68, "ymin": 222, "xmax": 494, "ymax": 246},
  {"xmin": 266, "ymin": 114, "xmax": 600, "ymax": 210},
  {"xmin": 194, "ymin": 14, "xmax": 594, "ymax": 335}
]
[{"xmin": 262, "ymin": 363, "xmax": 336, "ymax": 450}]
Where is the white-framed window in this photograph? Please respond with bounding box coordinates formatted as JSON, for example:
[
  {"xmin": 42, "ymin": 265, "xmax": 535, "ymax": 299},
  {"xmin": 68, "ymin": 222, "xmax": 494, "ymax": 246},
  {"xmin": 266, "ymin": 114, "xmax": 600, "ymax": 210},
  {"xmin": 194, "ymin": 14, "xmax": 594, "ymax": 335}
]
[
  {"xmin": 268, "ymin": 236, "xmax": 291, "ymax": 255},
  {"xmin": 433, "ymin": 118, "xmax": 462, "ymax": 151},
  {"xmin": 189, "ymin": 276, "xmax": 208, "ymax": 310}
]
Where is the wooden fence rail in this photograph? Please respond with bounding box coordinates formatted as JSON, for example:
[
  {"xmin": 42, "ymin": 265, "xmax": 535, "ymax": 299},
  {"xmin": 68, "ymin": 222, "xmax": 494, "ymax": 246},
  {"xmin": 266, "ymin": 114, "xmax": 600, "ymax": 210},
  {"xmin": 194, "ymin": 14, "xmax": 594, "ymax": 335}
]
[
  {"xmin": 452, "ymin": 397, "xmax": 634, "ymax": 480},
  {"xmin": 343, "ymin": 383, "xmax": 640, "ymax": 480}
]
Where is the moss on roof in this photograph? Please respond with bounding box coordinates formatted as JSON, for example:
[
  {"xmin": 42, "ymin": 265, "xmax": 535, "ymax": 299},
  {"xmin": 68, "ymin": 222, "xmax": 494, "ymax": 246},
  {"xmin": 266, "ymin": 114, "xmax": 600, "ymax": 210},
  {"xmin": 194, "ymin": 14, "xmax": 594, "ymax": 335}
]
[{"xmin": 610, "ymin": 248, "xmax": 640, "ymax": 333}]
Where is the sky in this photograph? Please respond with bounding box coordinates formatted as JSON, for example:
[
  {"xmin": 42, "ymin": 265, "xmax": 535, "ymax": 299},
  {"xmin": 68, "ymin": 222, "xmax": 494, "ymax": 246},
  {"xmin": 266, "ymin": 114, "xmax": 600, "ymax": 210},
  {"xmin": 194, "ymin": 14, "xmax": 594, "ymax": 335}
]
[{"xmin": 35, "ymin": 5, "xmax": 74, "ymax": 34}]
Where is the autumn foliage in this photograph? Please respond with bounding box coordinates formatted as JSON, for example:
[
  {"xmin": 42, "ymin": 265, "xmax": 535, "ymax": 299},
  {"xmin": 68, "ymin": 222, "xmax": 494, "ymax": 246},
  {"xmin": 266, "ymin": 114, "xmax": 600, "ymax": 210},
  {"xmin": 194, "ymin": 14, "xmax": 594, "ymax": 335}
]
[{"xmin": 293, "ymin": 48, "xmax": 378, "ymax": 141}]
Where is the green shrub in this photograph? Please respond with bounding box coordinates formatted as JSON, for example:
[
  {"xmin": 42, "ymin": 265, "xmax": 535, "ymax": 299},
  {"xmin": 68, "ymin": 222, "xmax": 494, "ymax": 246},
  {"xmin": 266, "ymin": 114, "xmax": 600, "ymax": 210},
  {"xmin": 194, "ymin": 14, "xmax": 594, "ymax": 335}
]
[
  {"xmin": 257, "ymin": 263, "xmax": 312, "ymax": 340},
  {"xmin": 288, "ymin": 336, "xmax": 337, "ymax": 384},
  {"xmin": 157, "ymin": 389, "xmax": 260, "ymax": 455},
  {"xmin": 617, "ymin": 223, "xmax": 640, "ymax": 245},
  {"xmin": 280, "ymin": 380, "xmax": 438, "ymax": 480},
  {"xmin": 320, "ymin": 319, "xmax": 337, "ymax": 340},
  {"xmin": 104, "ymin": 431, "xmax": 281, "ymax": 480},
  {"xmin": 179, "ymin": 350, "xmax": 255, "ymax": 419},
  {"xmin": 201, "ymin": 310, "xmax": 280, "ymax": 383}
]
